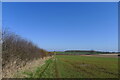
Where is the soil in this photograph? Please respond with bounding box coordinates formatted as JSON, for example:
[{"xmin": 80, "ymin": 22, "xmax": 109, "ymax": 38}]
[{"xmin": 80, "ymin": 54, "xmax": 118, "ymax": 58}]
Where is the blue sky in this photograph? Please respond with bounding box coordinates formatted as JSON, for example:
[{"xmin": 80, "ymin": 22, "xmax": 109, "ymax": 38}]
[{"xmin": 3, "ymin": 2, "xmax": 118, "ymax": 52}]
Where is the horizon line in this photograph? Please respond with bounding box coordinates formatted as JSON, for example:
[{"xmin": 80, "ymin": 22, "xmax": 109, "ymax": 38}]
[{"xmin": 47, "ymin": 49, "xmax": 118, "ymax": 52}]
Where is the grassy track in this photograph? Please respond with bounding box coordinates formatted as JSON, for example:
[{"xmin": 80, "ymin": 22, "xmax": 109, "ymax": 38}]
[
  {"xmin": 22, "ymin": 55, "xmax": 118, "ymax": 78},
  {"xmin": 54, "ymin": 58, "xmax": 60, "ymax": 78},
  {"xmin": 22, "ymin": 58, "xmax": 56, "ymax": 78}
]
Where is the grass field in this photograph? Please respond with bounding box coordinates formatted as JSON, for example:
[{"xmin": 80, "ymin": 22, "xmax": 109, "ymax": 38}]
[
  {"xmin": 55, "ymin": 51, "xmax": 113, "ymax": 55},
  {"xmin": 23, "ymin": 55, "xmax": 118, "ymax": 78},
  {"xmin": 55, "ymin": 55, "xmax": 118, "ymax": 78}
]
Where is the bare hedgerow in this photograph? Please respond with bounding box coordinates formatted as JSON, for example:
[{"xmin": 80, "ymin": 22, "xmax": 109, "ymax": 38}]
[{"xmin": 2, "ymin": 29, "xmax": 52, "ymax": 69}]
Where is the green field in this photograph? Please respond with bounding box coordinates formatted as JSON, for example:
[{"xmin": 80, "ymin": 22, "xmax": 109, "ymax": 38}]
[
  {"xmin": 56, "ymin": 51, "xmax": 110, "ymax": 55},
  {"xmin": 23, "ymin": 55, "xmax": 118, "ymax": 78}
]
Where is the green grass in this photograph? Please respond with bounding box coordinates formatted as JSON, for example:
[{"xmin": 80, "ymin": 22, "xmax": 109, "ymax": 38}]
[
  {"xmin": 56, "ymin": 55, "xmax": 118, "ymax": 78},
  {"xmin": 22, "ymin": 55, "xmax": 118, "ymax": 78},
  {"xmin": 22, "ymin": 58, "xmax": 56, "ymax": 78}
]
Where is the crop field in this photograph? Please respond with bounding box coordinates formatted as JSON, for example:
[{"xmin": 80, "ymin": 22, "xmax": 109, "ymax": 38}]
[{"xmin": 23, "ymin": 55, "xmax": 118, "ymax": 78}]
